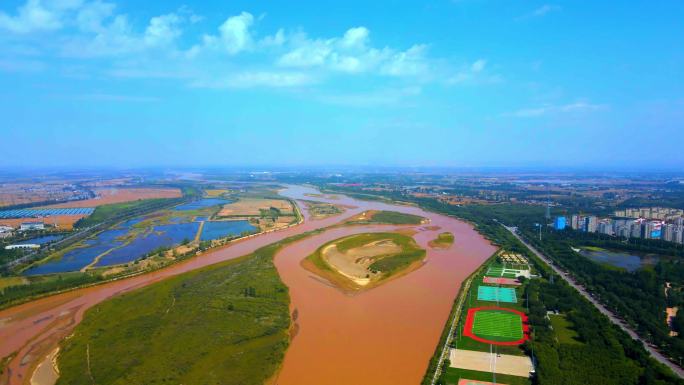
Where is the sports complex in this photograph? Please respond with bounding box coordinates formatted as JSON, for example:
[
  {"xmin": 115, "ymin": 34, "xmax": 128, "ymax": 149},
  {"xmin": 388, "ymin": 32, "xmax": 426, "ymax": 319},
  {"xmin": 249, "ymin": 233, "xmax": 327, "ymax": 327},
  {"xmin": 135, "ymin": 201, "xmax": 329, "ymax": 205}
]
[{"xmin": 445, "ymin": 253, "xmax": 535, "ymax": 385}]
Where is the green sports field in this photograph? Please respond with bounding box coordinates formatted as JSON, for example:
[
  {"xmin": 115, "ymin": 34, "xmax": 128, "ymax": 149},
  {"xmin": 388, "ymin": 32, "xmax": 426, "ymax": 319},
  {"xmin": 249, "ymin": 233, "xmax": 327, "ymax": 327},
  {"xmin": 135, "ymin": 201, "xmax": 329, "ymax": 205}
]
[
  {"xmin": 485, "ymin": 266, "xmax": 525, "ymax": 279},
  {"xmin": 472, "ymin": 310, "xmax": 523, "ymax": 342}
]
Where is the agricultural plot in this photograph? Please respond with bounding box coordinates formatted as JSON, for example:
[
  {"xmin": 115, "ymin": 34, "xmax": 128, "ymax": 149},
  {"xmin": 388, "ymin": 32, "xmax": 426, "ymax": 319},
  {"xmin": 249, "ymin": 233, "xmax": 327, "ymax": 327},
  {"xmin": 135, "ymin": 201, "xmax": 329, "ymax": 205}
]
[
  {"xmin": 477, "ymin": 286, "xmax": 517, "ymax": 303},
  {"xmin": 42, "ymin": 188, "xmax": 182, "ymax": 208}
]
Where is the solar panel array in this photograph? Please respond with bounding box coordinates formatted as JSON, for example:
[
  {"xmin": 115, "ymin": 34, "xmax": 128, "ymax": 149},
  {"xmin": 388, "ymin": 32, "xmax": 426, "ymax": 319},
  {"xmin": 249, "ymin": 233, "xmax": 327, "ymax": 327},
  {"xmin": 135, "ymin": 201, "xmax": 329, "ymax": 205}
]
[{"xmin": 0, "ymin": 207, "xmax": 94, "ymax": 219}]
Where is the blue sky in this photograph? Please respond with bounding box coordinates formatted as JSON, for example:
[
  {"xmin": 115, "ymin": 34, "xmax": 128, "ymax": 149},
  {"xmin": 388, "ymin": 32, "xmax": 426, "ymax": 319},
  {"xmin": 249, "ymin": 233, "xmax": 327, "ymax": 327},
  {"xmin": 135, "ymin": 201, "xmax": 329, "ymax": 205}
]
[{"xmin": 1, "ymin": 0, "xmax": 682, "ymax": 169}]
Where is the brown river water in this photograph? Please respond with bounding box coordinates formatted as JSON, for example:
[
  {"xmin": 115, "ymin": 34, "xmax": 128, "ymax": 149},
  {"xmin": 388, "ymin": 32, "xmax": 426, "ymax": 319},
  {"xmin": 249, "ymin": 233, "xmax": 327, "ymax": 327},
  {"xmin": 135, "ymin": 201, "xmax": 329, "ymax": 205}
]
[{"xmin": 0, "ymin": 185, "xmax": 495, "ymax": 385}]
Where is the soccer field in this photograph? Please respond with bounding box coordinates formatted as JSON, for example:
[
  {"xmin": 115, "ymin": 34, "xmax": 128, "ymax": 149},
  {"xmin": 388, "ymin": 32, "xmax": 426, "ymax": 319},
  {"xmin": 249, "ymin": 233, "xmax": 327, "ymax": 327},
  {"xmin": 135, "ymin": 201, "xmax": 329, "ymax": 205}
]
[
  {"xmin": 472, "ymin": 310, "xmax": 523, "ymax": 342},
  {"xmin": 477, "ymin": 286, "xmax": 517, "ymax": 303}
]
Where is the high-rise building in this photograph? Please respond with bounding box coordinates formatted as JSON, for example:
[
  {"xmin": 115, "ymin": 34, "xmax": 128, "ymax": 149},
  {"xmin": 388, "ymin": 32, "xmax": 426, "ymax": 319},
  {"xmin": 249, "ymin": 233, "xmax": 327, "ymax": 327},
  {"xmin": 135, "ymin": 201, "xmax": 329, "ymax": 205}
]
[
  {"xmin": 571, "ymin": 215, "xmax": 581, "ymax": 230},
  {"xmin": 630, "ymin": 222, "xmax": 642, "ymax": 238},
  {"xmin": 617, "ymin": 225, "xmax": 631, "ymax": 238},
  {"xmin": 554, "ymin": 216, "xmax": 566, "ymax": 230},
  {"xmin": 662, "ymin": 224, "xmax": 675, "ymax": 242},
  {"xmin": 675, "ymin": 228, "xmax": 684, "ymax": 244},
  {"xmin": 598, "ymin": 221, "xmax": 613, "ymax": 235},
  {"xmin": 584, "ymin": 216, "xmax": 598, "ymax": 233},
  {"xmin": 642, "ymin": 221, "xmax": 656, "ymax": 239}
]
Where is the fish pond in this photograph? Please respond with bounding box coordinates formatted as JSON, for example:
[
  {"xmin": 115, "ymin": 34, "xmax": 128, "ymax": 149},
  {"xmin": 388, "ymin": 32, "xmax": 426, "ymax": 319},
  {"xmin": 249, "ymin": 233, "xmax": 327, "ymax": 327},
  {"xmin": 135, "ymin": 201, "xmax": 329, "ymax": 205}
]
[
  {"xmin": 200, "ymin": 220, "xmax": 256, "ymax": 241},
  {"xmin": 23, "ymin": 211, "xmax": 254, "ymax": 275},
  {"xmin": 579, "ymin": 247, "xmax": 663, "ymax": 272},
  {"xmin": 18, "ymin": 234, "xmax": 65, "ymax": 245},
  {"xmin": 173, "ymin": 198, "xmax": 233, "ymax": 211}
]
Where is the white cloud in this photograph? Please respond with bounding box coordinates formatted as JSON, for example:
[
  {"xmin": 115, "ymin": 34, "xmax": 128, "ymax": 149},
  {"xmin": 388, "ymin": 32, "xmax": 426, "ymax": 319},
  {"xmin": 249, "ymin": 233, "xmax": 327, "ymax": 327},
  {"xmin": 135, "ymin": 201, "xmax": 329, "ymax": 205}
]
[
  {"xmin": 532, "ymin": 4, "xmax": 561, "ymax": 17},
  {"xmin": 259, "ymin": 28, "xmax": 285, "ymax": 47},
  {"xmin": 278, "ymin": 38, "xmax": 333, "ymax": 67},
  {"xmin": 380, "ymin": 44, "xmax": 428, "ymax": 76},
  {"xmin": 64, "ymin": 9, "xmax": 186, "ymax": 57},
  {"xmin": 317, "ymin": 86, "xmax": 422, "ymax": 107},
  {"xmin": 471, "ymin": 59, "xmax": 486, "ymax": 73},
  {"xmin": 447, "ymin": 59, "xmax": 500, "ymax": 85},
  {"xmin": 217, "ymin": 11, "xmax": 254, "ymax": 54},
  {"xmin": 192, "ymin": 71, "xmax": 314, "ymax": 89},
  {"xmin": 0, "ymin": 0, "xmax": 64, "ymax": 33},
  {"xmin": 507, "ymin": 101, "xmax": 606, "ymax": 118},
  {"xmin": 277, "ymin": 28, "xmax": 430, "ymax": 77},
  {"xmin": 76, "ymin": 1, "xmax": 115, "ymax": 32},
  {"xmin": 0, "ymin": 3, "xmax": 461, "ymax": 90},
  {"xmin": 517, "ymin": 4, "xmax": 561, "ymax": 20},
  {"xmin": 340, "ymin": 26, "xmax": 369, "ymax": 50},
  {"xmin": 144, "ymin": 13, "xmax": 182, "ymax": 46}
]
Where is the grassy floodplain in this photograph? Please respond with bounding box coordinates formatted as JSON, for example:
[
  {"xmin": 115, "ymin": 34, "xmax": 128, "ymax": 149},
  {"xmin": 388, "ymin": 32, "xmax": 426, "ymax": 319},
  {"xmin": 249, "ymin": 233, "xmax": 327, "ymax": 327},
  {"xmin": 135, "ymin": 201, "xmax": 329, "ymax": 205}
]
[
  {"xmin": 55, "ymin": 239, "xmax": 301, "ymax": 385},
  {"xmin": 345, "ymin": 210, "xmax": 425, "ymax": 225},
  {"xmin": 304, "ymin": 232, "xmax": 426, "ymax": 291},
  {"xmin": 429, "ymin": 232, "xmax": 454, "ymax": 249}
]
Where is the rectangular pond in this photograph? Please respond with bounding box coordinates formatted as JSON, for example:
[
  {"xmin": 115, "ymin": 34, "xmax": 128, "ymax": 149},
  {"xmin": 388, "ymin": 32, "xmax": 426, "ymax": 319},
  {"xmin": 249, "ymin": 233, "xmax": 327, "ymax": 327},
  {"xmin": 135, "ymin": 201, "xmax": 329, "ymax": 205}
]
[
  {"xmin": 174, "ymin": 198, "xmax": 232, "ymax": 211},
  {"xmin": 24, "ymin": 228, "xmax": 128, "ymax": 275},
  {"xmin": 95, "ymin": 222, "xmax": 200, "ymax": 266},
  {"xmin": 200, "ymin": 220, "xmax": 256, "ymax": 241},
  {"xmin": 18, "ymin": 234, "xmax": 65, "ymax": 245}
]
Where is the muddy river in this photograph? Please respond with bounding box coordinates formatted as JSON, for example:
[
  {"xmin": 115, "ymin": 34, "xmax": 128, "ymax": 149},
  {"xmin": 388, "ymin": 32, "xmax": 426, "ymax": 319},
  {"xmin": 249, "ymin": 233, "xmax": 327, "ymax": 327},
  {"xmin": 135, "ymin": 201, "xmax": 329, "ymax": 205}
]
[{"xmin": 0, "ymin": 186, "xmax": 495, "ymax": 385}]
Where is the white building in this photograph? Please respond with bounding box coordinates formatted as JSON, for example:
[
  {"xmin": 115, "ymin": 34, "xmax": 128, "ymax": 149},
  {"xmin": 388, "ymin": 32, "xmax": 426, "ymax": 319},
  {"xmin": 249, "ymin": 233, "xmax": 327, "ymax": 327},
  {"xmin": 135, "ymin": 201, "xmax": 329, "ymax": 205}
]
[
  {"xmin": 5, "ymin": 244, "xmax": 40, "ymax": 250},
  {"xmin": 20, "ymin": 222, "xmax": 45, "ymax": 231}
]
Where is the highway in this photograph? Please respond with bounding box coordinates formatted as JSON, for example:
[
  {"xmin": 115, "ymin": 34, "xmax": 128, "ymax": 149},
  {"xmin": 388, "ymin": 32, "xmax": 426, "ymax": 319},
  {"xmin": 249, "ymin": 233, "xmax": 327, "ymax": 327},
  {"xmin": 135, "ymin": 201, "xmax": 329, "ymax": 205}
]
[{"xmin": 504, "ymin": 225, "xmax": 684, "ymax": 378}]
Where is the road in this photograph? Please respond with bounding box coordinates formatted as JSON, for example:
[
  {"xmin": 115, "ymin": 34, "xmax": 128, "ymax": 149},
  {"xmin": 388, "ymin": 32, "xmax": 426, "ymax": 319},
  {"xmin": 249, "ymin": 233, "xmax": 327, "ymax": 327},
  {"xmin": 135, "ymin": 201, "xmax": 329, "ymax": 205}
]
[{"xmin": 504, "ymin": 225, "xmax": 684, "ymax": 378}]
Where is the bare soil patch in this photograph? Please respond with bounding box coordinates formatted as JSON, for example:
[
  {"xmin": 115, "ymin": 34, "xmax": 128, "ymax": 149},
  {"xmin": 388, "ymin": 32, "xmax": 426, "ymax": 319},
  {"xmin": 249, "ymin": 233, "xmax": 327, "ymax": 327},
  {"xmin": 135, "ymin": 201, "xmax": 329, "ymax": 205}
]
[
  {"xmin": 40, "ymin": 188, "xmax": 181, "ymax": 208},
  {"xmin": 218, "ymin": 198, "xmax": 294, "ymax": 217}
]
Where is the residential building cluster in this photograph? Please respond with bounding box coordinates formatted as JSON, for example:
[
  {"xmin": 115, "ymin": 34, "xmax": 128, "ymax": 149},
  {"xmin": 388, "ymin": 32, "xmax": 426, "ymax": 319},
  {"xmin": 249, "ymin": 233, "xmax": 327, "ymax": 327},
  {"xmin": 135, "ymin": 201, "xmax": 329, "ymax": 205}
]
[
  {"xmin": 613, "ymin": 207, "xmax": 684, "ymax": 221},
  {"xmin": 554, "ymin": 209, "xmax": 684, "ymax": 245}
]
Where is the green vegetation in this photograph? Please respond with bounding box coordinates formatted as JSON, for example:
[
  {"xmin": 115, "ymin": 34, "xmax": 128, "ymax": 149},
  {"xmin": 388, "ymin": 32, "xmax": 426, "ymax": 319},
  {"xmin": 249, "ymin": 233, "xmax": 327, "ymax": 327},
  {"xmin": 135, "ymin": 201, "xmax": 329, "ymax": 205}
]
[
  {"xmin": 369, "ymin": 210, "xmax": 424, "ymax": 224},
  {"xmin": 346, "ymin": 210, "xmax": 425, "ymax": 225},
  {"xmin": 0, "ymin": 272, "xmax": 104, "ymax": 309},
  {"xmin": 0, "ymin": 276, "xmax": 26, "ymax": 291},
  {"xmin": 549, "ymin": 314, "xmax": 582, "ymax": 345},
  {"xmin": 75, "ymin": 198, "xmax": 181, "ymax": 228},
  {"xmin": 301, "ymin": 200, "xmax": 343, "ymax": 219},
  {"xmin": 430, "ymin": 232, "xmax": 454, "ymax": 248},
  {"xmin": 57, "ymin": 242, "xmax": 292, "ymax": 385}
]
